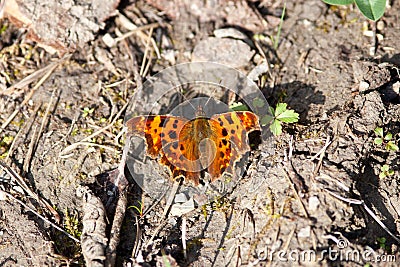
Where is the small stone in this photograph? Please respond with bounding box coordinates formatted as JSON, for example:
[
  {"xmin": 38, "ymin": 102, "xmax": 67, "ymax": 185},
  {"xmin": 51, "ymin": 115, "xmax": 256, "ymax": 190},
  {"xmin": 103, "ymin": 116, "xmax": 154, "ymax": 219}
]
[
  {"xmin": 168, "ymin": 217, "xmax": 177, "ymax": 226},
  {"xmin": 247, "ymin": 62, "xmax": 269, "ymax": 82},
  {"xmin": 393, "ymin": 81, "xmax": 400, "ymax": 94},
  {"xmin": 102, "ymin": 33, "xmax": 115, "ymax": 47},
  {"xmin": 377, "ymin": 21, "xmax": 385, "ymax": 31},
  {"xmin": 359, "ymin": 81, "xmax": 370, "ymax": 92},
  {"xmin": 174, "ymin": 192, "xmax": 188, "ymax": 203},
  {"xmin": 308, "ymin": 196, "xmax": 320, "ymax": 211},
  {"xmin": 363, "ymin": 30, "xmax": 374, "ymax": 37},
  {"xmin": 213, "ymin": 28, "xmax": 248, "ymax": 41},
  {"xmin": 298, "ymin": 226, "xmax": 311, "ymax": 238},
  {"xmin": 162, "ymin": 49, "xmax": 176, "ymax": 65},
  {"xmin": 170, "ymin": 198, "xmax": 195, "ymax": 216}
]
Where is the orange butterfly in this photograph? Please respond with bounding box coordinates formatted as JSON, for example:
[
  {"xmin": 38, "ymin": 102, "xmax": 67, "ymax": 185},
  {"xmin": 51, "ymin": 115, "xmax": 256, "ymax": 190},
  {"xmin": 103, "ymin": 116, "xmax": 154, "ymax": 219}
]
[{"xmin": 126, "ymin": 107, "xmax": 260, "ymax": 185}]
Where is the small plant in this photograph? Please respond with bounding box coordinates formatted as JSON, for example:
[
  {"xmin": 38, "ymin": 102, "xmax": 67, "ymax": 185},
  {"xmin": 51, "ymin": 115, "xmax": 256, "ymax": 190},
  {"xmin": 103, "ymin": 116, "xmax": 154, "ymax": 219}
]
[
  {"xmin": 322, "ymin": 0, "xmax": 386, "ymax": 21},
  {"xmin": 262, "ymin": 103, "xmax": 299, "ymax": 136},
  {"xmin": 64, "ymin": 208, "xmax": 81, "ymax": 239},
  {"xmin": 377, "ymin": 237, "xmax": 391, "ymax": 252},
  {"xmin": 379, "ymin": 164, "xmax": 394, "ymax": 179},
  {"xmin": 374, "ymin": 127, "xmax": 399, "ymax": 151},
  {"xmin": 82, "ymin": 107, "xmax": 94, "ymax": 118},
  {"xmin": 128, "ymin": 201, "xmax": 144, "ymax": 217},
  {"xmin": 271, "ymin": 3, "xmax": 286, "ymax": 50},
  {"xmin": 0, "ymin": 135, "xmax": 13, "ymax": 159}
]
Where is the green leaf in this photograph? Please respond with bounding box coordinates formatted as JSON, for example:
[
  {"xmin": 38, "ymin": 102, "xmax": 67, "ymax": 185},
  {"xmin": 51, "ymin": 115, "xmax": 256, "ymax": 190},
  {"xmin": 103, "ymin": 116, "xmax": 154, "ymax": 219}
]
[
  {"xmin": 269, "ymin": 106, "xmax": 275, "ymax": 117},
  {"xmin": 355, "ymin": 0, "xmax": 386, "ymax": 21},
  {"xmin": 322, "ymin": 0, "xmax": 354, "ymax": 5},
  {"xmin": 270, "ymin": 119, "xmax": 282, "ymax": 136},
  {"xmin": 386, "ymin": 141, "xmax": 399, "ymax": 151},
  {"xmin": 379, "ymin": 172, "xmax": 386, "ymax": 179},
  {"xmin": 374, "ymin": 127, "xmax": 384, "ymax": 138},
  {"xmin": 384, "ymin": 133, "xmax": 392, "ymax": 140},
  {"xmin": 274, "ymin": 103, "xmax": 288, "ymax": 117},
  {"xmin": 276, "ymin": 109, "xmax": 299, "ymax": 123},
  {"xmin": 374, "ymin": 137, "xmax": 383, "ymax": 145},
  {"xmin": 260, "ymin": 114, "xmax": 274, "ymax": 126},
  {"xmin": 230, "ymin": 102, "xmax": 249, "ymax": 111},
  {"xmin": 377, "ymin": 237, "xmax": 386, "ymax": 244},
  {"xmin": 252, "ymin": 97, "xmax": 265, "ymax": 108},
  {"xmin": 381, "ymin": 165, "xmax": 389, "ymax": 172}
]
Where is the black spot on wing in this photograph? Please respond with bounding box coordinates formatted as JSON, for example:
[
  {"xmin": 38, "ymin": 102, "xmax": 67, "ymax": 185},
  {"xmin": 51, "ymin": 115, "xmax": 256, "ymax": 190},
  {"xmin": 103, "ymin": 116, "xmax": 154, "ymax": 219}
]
[
  {"xmin": 168, "ymin": 130, "xmax": 177, "ymax": 139},
  {"xmin": 172, "ymin": 142, "xmax": 178, "ymax": 149},
  {"xmin": 226, "ymin": 116, "xmax": 234, "ymax": 125},
  {"xmin": 222, "ymin": 128, "xmax": 228, "ymax": 137},
  {"xmin": 158, "ymin": 118, "xmax": 166, "ymax": 128}
]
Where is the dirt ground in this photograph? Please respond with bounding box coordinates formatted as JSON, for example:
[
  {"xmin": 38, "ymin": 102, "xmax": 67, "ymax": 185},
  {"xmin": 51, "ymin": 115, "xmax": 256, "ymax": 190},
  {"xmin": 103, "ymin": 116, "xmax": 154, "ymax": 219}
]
[{"xmin": 0, "ymin": 0, "xmax": 399, "ymax": 266}]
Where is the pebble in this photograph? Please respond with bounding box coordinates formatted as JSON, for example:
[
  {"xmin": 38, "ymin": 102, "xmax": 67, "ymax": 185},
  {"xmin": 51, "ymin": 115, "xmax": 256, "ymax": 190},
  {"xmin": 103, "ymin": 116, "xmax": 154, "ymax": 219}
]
[
  {"xmin": 308, "ymin": 196, "xmax": 320, "ymax": 211},
  {"xmin": 298, "ymin": 226, "xmax": 311, "ymax": 238}
]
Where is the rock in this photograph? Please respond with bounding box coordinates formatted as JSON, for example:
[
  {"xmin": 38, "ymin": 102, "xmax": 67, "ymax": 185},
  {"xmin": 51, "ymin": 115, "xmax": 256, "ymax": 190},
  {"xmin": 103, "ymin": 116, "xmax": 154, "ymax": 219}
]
[{"xmin": 192, "ymin": 37, "xmax": 254, "ymax": 68}]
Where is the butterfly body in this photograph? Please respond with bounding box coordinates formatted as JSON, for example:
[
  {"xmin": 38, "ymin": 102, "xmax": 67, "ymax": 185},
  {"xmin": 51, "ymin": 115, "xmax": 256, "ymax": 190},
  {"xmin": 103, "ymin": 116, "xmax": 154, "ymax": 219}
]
[{"xmin": 126, "ymin": 109, "xmax": 260, "ymax": 185}]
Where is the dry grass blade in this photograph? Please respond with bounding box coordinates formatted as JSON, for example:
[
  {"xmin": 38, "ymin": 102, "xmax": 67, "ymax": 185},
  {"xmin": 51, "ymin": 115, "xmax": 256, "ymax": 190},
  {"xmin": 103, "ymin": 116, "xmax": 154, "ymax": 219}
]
[
  {"xmin": 162, "ymin": 180, "xmax": 180, "ymax": 218},
  {"xmin": 59, "ymin": 101, "xmax": 128, "ymax": 156},
  {"xmin": 280, "ymin": 164, "xmax": 309, "ymax": 218},
  {"xmin": 131, "ymin": 215, "xmax": 142, "ymax": 259},
  {"xmin": 325, "ymin": 189, "xmax": 400, "ymax": 244},
  {"xmin": 140, "ymin": 26, "xmax": 155, "ymax": 77},
  {"xmin": 0, "ymin": 0, "xmax": 5, "ymax": 18},
  {"xmin": 0, "ymin": 160, "xmax": 60, "ymax": 222},
  {"xmin": 2, "ymin": 55, "xmax": 70, "ymax": 95},
  {"xmin": 182, "ymin": 215, "xmax": 187, "ymax": 259},
  {"xmin": 0, "ymin": 189, "xmax": 80, "ymax": 243},
  {"xmin": 24, "ymin": 89, "xmax": 57, "ymax": 173},
  {"xmin": 0, "ymin": 55, "xmax": 70, "ymax": 134}
]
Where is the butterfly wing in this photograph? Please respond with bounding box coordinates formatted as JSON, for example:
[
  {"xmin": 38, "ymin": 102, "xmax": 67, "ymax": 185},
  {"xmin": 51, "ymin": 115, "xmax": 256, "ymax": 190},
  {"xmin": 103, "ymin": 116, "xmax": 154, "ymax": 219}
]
[
  {"xmin": 207, "ymin": 111, "xmax": 260, "ymax": 181},
  {"xmin": 126, "ymin": 115, "xmax": 202, "ymax": 184},
  {"xmin": 126, "ymin": 115, "xmax": 188, "ymax": 158}
]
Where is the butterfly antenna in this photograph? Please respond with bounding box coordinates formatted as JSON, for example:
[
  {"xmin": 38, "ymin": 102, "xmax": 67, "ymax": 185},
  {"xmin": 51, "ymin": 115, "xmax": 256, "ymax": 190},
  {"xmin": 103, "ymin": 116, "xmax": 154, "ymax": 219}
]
[
  {"xmin": 172, "ymin": 82, "xmax": 197, "ymax": 112},
  {"xmin": 203, "ymin": 83, "xmax": 221, "ymax": 108}
]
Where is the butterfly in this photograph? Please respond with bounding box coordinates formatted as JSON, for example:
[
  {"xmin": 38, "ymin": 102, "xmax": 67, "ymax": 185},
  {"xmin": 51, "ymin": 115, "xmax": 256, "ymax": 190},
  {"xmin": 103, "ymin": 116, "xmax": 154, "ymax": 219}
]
[{"xmin": 126, "ymin": 106, "xmax": 260, "ymax": 186}]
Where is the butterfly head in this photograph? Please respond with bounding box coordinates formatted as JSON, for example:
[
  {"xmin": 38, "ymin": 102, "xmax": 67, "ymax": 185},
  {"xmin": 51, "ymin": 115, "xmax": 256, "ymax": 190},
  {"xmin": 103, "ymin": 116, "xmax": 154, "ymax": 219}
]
[{"xmin": 194, "ymin": 105, "xmax": 207, "ymax": 118}]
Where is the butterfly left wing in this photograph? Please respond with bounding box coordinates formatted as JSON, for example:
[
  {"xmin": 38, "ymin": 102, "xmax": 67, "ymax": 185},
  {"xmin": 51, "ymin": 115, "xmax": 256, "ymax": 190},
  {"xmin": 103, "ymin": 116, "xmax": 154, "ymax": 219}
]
[
  {"xmin": 126, "ymin": 115, "xmax": 188, "ymax": 158},
  {"xmin": 126, "ymin": 115, "xmax": 203, "ymax": 184},
  {"xmin": 207, "ymin": 111, "xmax": 260, "ymax": 182}
]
